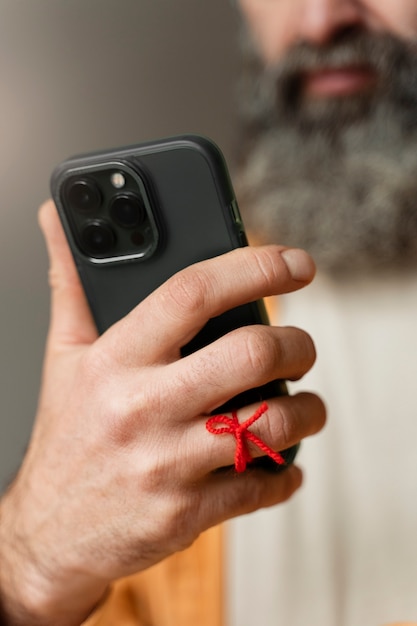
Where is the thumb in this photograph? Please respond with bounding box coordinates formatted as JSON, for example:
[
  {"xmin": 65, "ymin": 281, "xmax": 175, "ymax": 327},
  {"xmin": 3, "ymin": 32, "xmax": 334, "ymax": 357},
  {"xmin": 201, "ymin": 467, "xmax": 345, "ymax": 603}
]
[{"xmin": 38, "ymin": 199, "xmax": 98, "ymax": 347}]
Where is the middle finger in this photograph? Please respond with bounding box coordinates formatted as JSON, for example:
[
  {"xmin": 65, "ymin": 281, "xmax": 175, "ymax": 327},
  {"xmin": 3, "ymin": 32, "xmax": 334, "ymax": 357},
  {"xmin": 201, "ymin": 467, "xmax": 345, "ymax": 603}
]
[{"xmin": 164, "ymin": 323, "xmax": 316, "ymax": 418}]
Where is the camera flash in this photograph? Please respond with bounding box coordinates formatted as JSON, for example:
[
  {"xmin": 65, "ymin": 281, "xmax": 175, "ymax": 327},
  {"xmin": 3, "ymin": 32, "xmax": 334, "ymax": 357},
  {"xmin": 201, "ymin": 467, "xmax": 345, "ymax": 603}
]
[{"xmin": 110, "ymin": 172, "xmax": 126, "ymax": 189}]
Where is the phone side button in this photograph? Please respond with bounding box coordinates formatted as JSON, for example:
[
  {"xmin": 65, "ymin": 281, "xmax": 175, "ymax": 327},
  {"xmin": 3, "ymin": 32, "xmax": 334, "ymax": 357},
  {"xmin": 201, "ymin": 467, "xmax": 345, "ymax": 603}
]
[
  {"xmin": 229, "ymin": 198, "xmax": 243, "ymax": 227},
  {"xmin": 238, "ymin": 230, "xmax": 249, "ymax": 247}
]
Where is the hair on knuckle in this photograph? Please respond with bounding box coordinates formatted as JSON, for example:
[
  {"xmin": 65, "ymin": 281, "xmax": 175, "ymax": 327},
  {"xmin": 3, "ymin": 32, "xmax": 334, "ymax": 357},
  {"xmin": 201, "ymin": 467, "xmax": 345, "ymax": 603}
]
[
  {"xmin": 166, "ymin": 268, "xmax": 211, "ymax": 318},
  {"xmin": 245, "ymin": 477, "xmax": 269, "ymax": 513},
  {"xmin": 275, "ymin": 403, "xmax": 296, "ymax": 450},
  {"xmin": 243, "ymin": 326, "xmax": 282, "ymax": 377},
  {"xmin": 223, "ymin": 478, "xmax": 265, "ymax": 515},
  {"xmin": 250, "ymin": 247, "xmax": 280, "ymax": 290}
]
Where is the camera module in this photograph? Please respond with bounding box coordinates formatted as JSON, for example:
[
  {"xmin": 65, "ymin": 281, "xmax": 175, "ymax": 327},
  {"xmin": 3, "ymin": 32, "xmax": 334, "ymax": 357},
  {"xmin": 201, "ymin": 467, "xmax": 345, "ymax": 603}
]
[{"xmin": 61, "ymin": 162, "xmax": 159, "ymax": 262}]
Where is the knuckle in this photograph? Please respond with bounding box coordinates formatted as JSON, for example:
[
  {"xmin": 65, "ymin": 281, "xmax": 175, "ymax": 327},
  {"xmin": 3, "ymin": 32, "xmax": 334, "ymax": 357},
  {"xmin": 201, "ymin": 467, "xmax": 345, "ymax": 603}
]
[
  {"xmin": 222, "ymin": 477, "xmax": 266, "ymax": 514},
  {"xmin": 164, "ymin": 267, "xmax": 212, "ymax": 319},
  {"xmin": 236, "ymin": 477, "xmax": 268, "ymax": 512},
  {"xmin": 78, "ymin": 343, "xmax": 119, "ymax": 390},
  {"xmin": 249, "ymin": 246, "xmax": 285, "ymax": 289},
  {"xmin": 274, "ymin": 403, "xmax": 298, "ymax": 449},
  {"xmin": 137, "ymin": 482, "xmax": 199, "ymax": 551},
  {"xmin": 240, "ymin": 326, "xmax": 283, "ymax": 378},
  {"xmin": 105, "ymin": 383, "xmax": 165, "ymax": 446},
  {"xmin": 249, "ymin": 481, "xmax": 271, "ymax": 511},
  {"xmin": 253, "ymin": 402, "xmax": 296, "ymax": 451},
  {"xmin": 241, "ymin": 470, "xmax": 300, "ymax": 512},
  {"xmin": 77, "ymin": 350, "xmax": 162, "ymax": 444},
  {"xmin": 261, "ymin": 405, "xmax": 288, "ymax": 449},
  {"xmin": 170, "ymin": 493, "xmax": 202, "ymax": 546},
  {"xmin": 247, "ymin": 474, "xmax": 269, "ymax": 508},
  {"xmin": 138, "ymin": 456, "xmax": 172, "ymax": 494},
  {"xmin": 77, "ymin": 346, "xmax": 105, "ymax": 386},
  {"xmin": 268, "ymin": 392, "xmax": 327, "ymax": 449}
]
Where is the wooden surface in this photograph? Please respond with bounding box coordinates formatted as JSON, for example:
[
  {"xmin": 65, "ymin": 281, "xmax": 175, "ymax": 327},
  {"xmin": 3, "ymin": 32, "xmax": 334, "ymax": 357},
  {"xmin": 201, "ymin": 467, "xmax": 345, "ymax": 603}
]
[{"xmin": 84, "ymin": 524, "xmax": 224, "ymax": 626}]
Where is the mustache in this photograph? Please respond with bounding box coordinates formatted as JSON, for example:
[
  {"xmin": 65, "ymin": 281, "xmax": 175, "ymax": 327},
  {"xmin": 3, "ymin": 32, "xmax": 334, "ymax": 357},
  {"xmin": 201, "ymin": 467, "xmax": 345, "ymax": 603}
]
[
  {"xmin": 272, "ymin": 29, "xmax": 401, "ymax": 80},
  {"xmin": 241, "ymin": 28, "xmax": 417, "ymax": 131}
]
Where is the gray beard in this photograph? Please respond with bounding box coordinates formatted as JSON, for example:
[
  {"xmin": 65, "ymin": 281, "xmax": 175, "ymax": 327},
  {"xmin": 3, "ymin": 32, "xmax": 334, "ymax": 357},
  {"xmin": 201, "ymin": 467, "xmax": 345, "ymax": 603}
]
[{"xmin": 235, "ymin": 28, "xmax": 417, "ymax": 275}]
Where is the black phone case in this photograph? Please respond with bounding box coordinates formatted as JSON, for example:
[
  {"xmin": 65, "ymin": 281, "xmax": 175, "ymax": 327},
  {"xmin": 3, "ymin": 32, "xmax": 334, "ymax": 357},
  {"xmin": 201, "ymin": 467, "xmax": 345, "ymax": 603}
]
[{"xmin": 51, "ymin": 135, "xmax": 298, "ymax": 470}]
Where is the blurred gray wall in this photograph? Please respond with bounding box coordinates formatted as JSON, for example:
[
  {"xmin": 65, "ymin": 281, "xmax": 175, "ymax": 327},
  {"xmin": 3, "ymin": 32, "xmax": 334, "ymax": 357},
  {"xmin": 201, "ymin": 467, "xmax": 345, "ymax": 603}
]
[{"xmin": 0, "ymin": 0, "xmax": 239, "ymax": 491}]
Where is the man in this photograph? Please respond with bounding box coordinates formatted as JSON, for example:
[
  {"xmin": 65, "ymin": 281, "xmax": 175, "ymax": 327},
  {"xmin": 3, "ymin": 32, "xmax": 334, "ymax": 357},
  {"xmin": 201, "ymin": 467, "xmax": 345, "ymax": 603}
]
[
  {"xmin": 1, "ymin": 1, "xmax": 414, "ymax": 624},
  {"xmin": 228, "ymin": 1, "xmax": 417, "ymax": 625}
]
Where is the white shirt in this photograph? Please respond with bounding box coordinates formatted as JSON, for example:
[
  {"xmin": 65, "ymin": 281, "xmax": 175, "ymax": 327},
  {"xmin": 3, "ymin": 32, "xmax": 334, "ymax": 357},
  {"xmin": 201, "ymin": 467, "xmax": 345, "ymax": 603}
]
[{"xmin": 228, "ymin": 271, "xmax": 417, "ymax": 626}]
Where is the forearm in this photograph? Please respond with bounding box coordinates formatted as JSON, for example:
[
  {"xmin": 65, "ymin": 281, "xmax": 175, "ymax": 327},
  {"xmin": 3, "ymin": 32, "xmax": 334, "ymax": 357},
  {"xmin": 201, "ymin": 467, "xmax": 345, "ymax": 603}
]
[
  {"xmin": 0, "ymin": 491, "xmax": 106, "ymax": 626},
  {"xmin": 0, "ymin": 490, "xmax": 33, "ymax": 626},
  {"xmin": 0, "ymin": 494, "xmax": 40, "ymax": 625}
]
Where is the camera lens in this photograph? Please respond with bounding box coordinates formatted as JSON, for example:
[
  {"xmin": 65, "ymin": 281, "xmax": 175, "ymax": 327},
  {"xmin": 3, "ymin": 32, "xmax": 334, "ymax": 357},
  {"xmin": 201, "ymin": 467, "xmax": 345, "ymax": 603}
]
[
  {"xmin": 81, "ymin": 221, "xmax": 115, "ymax": 256},
  {"xmin": 66, "ymin": 178, "xmax": 101, "ymax": 213},
  {"xmin": 110, "ymin": 193, "xmax": 144, "ymax": 228}
]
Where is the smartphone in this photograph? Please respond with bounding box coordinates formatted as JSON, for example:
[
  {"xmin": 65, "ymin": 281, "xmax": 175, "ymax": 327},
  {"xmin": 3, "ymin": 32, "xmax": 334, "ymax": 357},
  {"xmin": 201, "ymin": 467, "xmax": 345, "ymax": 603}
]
[{"xmin": 50, "ymin": 134, "xmax": 298, "ymax": 470}]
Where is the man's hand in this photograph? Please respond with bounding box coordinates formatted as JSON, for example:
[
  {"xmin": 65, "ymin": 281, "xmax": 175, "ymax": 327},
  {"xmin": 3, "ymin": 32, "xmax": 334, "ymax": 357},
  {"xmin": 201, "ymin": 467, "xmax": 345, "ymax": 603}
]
[{"xmin": 0, "ymin": 200, "xmax": 325, "ymax": 625}]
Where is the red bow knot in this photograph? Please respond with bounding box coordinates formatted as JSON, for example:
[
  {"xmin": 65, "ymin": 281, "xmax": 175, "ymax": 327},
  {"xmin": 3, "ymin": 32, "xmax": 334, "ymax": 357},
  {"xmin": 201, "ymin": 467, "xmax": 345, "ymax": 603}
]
[{"xmin": 206, "ymin": 402, "xmax": 286, "ymax": 473}]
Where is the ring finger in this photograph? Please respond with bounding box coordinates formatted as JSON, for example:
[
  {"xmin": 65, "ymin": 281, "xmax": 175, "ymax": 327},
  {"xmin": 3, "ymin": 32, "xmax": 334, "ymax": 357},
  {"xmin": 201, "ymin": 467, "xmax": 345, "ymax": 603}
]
[{"xmin": 182, "ymin": 391, "xmax": 326, "ymax": 477}]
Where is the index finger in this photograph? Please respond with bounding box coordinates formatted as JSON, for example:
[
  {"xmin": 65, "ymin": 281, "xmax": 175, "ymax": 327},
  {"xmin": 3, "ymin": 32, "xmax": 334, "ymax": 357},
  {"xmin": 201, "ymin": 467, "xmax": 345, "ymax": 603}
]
[{"xmin": 102, "ymin": 245, "xmax": 315, "ymax": 365}]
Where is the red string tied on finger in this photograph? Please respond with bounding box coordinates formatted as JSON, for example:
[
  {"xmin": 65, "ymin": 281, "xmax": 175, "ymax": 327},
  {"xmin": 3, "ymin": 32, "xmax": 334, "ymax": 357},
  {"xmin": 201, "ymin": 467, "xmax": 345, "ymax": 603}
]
[{"xmin": 206, "ymin": 402, "xmax": 286, "ymax": 473}]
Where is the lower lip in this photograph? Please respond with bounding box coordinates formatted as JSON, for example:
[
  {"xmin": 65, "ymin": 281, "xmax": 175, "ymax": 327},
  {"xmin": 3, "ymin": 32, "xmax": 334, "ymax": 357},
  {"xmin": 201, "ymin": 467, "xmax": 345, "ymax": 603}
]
[{"xmin": 302, "ymin": 67, "xmax": 376, "ymax": 99}]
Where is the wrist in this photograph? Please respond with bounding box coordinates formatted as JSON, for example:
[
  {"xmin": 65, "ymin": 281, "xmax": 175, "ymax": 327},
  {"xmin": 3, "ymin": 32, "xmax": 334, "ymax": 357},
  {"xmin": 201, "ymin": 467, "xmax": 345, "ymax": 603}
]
[{"xmin": 0, "ymin": 491, "xmax": 107, "ymax": 626}]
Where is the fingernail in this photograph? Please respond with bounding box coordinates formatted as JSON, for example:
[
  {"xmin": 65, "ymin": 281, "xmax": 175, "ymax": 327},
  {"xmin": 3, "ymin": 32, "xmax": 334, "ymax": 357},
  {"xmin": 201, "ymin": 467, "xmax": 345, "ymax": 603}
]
[{"xmin": 280, "ymin": 248, "xmax": 316, "ymax": 282}]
